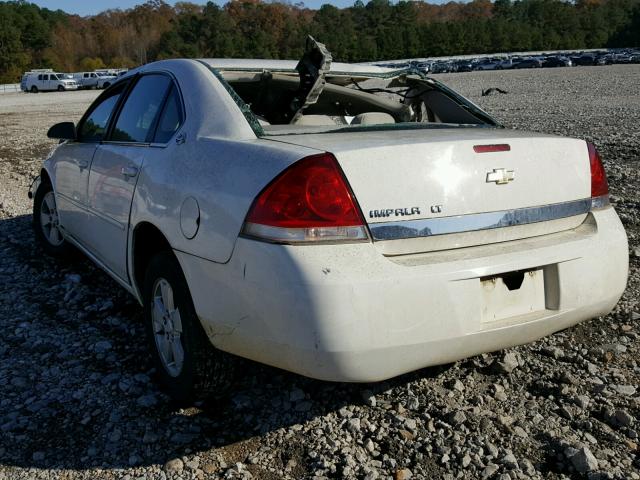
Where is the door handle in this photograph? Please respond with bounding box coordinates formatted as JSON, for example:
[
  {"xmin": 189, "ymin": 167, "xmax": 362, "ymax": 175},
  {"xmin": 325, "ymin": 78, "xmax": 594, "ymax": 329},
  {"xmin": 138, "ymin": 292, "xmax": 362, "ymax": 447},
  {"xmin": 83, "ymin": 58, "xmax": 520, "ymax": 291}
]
[
  {"xmin": 78, "ymin": 159, "xmax": 89, "ymax": 169},
  {"xmin": 121, "ymin": 166, "xmax": 139, "ymax": 178}
]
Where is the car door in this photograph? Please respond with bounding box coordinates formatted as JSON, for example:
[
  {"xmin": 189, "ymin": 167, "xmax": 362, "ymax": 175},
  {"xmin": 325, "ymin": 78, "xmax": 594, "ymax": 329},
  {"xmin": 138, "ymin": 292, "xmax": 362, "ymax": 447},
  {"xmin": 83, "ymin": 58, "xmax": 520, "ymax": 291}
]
[
  {"xmin": 85, "ymin": 73, "xmax": 174, "ymax": 281},
  {"xmin": 53, "ymin": 82, "xmax": 128, "ymax": 246}
]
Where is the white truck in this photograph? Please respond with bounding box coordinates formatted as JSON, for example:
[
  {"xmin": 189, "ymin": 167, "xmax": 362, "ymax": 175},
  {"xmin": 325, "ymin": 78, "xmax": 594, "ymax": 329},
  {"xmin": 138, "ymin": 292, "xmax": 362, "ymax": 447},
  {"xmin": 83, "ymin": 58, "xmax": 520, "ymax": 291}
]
[
  {"xmin": 22, "ymin": 71, "xmax": 78, "ymax": 92},
  {"xmin": 95, "ymin": 72, "xmax": 117, "ymax": 89},
  {"xmin": 73, "ymin": 71, "xmax": 117, "ymax": 89}
]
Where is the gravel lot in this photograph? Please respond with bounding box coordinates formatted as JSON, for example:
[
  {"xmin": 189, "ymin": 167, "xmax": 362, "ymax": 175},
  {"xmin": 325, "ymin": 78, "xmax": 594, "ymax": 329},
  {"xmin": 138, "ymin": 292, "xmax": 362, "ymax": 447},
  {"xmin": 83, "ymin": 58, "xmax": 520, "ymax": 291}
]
[{"xmin": 0, "ymin": 65, "xmax": 639, "ymax": 480}]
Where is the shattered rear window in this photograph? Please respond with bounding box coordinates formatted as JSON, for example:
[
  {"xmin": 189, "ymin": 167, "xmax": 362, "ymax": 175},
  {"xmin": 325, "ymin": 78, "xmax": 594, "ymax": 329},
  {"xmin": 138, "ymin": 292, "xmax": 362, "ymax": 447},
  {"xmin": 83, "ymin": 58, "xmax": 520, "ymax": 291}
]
[{"xmin": 206, "ymin": 64, "xmax": 499, "ymax": 137}]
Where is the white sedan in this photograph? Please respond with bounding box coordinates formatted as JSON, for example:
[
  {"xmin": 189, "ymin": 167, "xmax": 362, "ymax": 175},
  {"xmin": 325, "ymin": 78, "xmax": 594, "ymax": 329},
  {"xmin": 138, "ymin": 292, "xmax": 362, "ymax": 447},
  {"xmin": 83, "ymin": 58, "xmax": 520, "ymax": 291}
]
[{"xmin": 32, "ymin": 39, "xmax": 628, "ymax": 403}]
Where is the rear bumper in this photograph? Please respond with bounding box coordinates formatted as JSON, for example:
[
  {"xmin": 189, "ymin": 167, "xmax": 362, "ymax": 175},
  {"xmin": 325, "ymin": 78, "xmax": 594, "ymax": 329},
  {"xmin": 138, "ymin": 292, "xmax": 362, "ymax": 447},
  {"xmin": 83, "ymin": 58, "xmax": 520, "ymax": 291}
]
[{"xmin": 177, "ymin": 207, "xmax": 628, "ymax": 382}]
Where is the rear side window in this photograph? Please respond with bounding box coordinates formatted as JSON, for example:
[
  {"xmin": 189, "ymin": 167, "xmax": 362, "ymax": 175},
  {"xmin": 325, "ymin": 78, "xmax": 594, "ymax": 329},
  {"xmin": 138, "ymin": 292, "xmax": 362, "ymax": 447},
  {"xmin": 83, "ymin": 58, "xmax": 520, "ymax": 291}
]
[
  {"xmin": 111, "ymin": 74, "xmax": 172, "ymax": 143},
  {"xmin": 78, "ymin": 83, "xmax": 127, "ymax": 142},
  {"xmin": 153, "ymin": 85, "xmax": 183, "ymax": 143}
]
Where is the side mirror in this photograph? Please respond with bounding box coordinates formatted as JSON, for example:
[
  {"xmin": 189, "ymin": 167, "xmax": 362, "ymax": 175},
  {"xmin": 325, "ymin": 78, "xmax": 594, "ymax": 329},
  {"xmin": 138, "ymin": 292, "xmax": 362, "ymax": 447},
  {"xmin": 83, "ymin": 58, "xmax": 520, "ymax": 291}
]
[{"xmin": 47, "ymin": 122, "xmax": 76, "ymax": 140}]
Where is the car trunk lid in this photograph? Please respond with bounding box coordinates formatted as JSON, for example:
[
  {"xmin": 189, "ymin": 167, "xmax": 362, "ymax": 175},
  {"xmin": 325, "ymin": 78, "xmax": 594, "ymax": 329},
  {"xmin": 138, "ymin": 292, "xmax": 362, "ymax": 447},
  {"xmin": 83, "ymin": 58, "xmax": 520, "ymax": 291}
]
[{"xmin": 265, "ymin": 127, "xmax": 591, "ymax": 255}]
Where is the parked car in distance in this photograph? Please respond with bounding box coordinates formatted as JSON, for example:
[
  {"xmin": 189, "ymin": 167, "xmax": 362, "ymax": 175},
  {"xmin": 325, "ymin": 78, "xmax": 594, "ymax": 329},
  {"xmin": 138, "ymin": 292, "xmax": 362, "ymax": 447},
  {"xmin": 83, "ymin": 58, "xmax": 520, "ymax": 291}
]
[
  {"xmin": 33, "ymin": 40, "xmax": 628, "ymax": 403},
  {"xmin": 453, "ymin": 60, "xmax": 474, "ymax": 72},
  {"xmin": 572, "ymin": 54, "xmax": 596, "ymax": 66},
  {"xmin": 473, "ymin": 58, "xmax": 501, "ymax": 71},
  {"xmin": 73, "ymin": 71, "xmax": 100, "ymax": 89},
  {"xmin": 542, "ymin": 56, "xmax": 572, "ymax": 68},
  {"xmin": 496, "ymin": 58, "xmax": 517, "ymax": 69},
  {"xmin": 428, "ymin": 61, "xmax": 453, "ymax": 73},
  {"xmin": 513, "ymin": 57, "xmax": 543, "ymax": 69},
  {"xmin": 96, "ymin": 72, "xmax": 117, "ymax": 89},
  {"xmin": 74, "ymin": 71, "xmax": 118, "ymax": 89},
  {"xmin": 23, "ymin": 71, "xmax": 78, "ymax": 92}
]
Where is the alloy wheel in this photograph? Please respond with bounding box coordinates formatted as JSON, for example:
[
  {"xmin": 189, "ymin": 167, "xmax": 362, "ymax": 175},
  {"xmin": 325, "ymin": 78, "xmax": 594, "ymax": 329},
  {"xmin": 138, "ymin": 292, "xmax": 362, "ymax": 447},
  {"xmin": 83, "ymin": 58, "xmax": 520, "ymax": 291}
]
[
  {"xmin": 40, "ymin": 191, "xmax": 64, "ymax": 246},
  {"xmin": 151, "ymin": 278, "xmax": 185, "ymax": 377}
]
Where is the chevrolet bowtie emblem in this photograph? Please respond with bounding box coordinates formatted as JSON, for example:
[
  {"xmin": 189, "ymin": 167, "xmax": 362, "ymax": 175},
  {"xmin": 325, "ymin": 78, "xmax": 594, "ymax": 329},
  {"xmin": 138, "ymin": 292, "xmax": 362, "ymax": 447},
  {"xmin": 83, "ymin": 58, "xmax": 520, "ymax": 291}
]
[{"xmin": 486, "ymin": 168, "xmax": 515, "ymax": 185}]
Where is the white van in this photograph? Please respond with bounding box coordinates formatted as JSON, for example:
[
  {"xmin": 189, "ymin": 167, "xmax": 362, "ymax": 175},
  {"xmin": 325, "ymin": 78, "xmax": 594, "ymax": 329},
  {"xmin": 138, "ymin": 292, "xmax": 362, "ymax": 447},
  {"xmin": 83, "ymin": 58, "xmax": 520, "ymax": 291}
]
[
  {"xmin": 23, "ymin": 72, "xmax": 78, "ymax": 93},
  {"xmin": 21, "ymin": 69, "xmax": 51, "ymax": 91},
  {"xmin": 73, "ymin": 71, "xmax": 116, "ymax": 89}
]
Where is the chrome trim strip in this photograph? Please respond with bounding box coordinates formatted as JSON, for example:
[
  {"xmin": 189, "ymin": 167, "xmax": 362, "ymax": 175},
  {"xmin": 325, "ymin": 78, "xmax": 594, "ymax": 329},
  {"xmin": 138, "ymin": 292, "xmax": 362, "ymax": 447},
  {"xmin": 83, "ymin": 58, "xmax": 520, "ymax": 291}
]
[
  {"xmin": 369, "ymin": 198, "xmax": 592, "ymax": 241},
  {"xmin": 590, "ymin": 195, "xmax": 610, "ymax": 210}
]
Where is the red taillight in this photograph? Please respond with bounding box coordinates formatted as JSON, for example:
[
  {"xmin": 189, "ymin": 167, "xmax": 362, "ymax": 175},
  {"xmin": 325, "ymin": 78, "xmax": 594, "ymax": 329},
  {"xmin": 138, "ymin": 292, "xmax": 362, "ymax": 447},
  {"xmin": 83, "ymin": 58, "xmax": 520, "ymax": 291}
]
[
  {"xmin": 473, "ymin": 144, "xmax": 511, "ymax": 153},
  {"xmin": 587, "ymin": 142, "xmax": 609, "ymax": 198},
  {"xmin": 243, "ymin": 153, "xmax": 368, "ymax": 243}
]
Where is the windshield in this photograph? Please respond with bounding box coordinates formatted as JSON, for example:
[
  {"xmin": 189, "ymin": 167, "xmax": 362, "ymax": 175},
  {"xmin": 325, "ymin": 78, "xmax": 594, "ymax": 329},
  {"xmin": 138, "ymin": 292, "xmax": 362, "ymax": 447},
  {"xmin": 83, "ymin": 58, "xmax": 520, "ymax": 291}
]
[{"xmin": 215, "ymin": 67, "xmax": 498, "ymax": 136}]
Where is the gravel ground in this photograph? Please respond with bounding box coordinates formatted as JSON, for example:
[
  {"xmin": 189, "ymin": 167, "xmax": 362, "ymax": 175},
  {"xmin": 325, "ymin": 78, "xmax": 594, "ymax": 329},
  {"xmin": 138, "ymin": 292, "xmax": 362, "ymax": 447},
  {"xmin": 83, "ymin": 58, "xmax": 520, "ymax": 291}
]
[{"xmin": 0, "ymin": 65, "xmax": 639, "ymax": 480}]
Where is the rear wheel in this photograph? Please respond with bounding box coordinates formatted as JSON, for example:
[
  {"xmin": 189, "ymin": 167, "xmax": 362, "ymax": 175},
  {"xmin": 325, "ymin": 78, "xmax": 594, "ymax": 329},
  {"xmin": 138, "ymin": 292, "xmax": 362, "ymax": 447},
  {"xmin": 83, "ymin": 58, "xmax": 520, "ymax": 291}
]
[
  {"xmin": 143, "ymin": 251, "xmax": 237, "ymax": 404},
  {"xmin": 30, "ymin": 86, "xmax": 38, "ymax": 93},
  {"xmin": 33, "ymin": 181, "xmax": 73, "ymax": 257}
]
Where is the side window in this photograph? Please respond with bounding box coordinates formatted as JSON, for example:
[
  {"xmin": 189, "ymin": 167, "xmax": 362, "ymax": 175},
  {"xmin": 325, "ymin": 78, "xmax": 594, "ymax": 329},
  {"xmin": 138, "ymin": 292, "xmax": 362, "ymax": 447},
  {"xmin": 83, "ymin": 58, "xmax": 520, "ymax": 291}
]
[
  {"xmin": 38, "ymin": 75, "xmax": 42, "ymax": 80},
  {"xmin": 110, "ymin": 74, "xmax": 171, "ymax": 143},
  {"xmin": 78, "ymin": 82, "xmax": 127, "ymax": 142},
  {"xmin": 84, "ymin": 73, "xmax": 89, "ymax": 78},
  {"xmin": 43, "ymin": 75, "xmax": 48, "ymax": 80},
  {"xmin": 153, "ymin": 85, "xmax": 183, "ymax": 143}
]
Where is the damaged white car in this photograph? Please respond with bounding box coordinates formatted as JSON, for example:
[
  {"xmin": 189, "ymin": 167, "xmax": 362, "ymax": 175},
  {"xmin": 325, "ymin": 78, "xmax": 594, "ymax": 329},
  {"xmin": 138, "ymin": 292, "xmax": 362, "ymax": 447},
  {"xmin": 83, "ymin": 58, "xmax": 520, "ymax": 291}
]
[{"xmin": 32, "ymin": 38, "xmax": 628, "ymax": 402}]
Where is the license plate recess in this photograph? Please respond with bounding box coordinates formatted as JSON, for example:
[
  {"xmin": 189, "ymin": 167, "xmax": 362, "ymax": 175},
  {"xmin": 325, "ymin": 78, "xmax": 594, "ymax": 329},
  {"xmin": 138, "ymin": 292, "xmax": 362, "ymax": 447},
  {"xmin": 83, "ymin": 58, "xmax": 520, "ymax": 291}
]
[{"xmin": 480, "ymin": 268, "xmax": 545, "ymax": 323}]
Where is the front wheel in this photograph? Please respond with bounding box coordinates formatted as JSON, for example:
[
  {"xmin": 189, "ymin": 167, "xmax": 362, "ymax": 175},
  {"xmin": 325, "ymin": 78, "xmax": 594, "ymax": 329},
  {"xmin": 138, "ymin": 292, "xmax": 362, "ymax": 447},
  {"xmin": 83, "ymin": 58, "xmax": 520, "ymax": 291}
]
[
  {"xmin": 33, "ymin": 181, "xmax": 73, "ymax": 257},
  {"xmin": 143, "ymin": 251, "xmax": 237, "ymax": 404},
  {"xmin": 57, "ymin": 85, "xmax": 64, "ymax": 92}
]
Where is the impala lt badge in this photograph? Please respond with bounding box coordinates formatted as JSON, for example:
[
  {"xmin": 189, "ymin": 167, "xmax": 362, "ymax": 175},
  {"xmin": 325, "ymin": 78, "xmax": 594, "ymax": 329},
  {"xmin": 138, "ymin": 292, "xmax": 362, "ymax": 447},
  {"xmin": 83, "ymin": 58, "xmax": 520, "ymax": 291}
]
[
  {"xmin": 369, "ymin": 207, "xmax": 421, "ymax": 219},
  {"xmin": 486, "ymin": 168, "xmax": 515, "ymax": 185}
]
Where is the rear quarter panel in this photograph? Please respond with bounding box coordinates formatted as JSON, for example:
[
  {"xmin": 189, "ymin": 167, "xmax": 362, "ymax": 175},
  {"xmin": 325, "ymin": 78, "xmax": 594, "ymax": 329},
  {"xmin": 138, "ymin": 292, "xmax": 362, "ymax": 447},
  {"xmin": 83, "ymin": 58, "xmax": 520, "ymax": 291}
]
[{"xmin": 130, "ymin": 137, "xmax": 319, "ymax": 264}]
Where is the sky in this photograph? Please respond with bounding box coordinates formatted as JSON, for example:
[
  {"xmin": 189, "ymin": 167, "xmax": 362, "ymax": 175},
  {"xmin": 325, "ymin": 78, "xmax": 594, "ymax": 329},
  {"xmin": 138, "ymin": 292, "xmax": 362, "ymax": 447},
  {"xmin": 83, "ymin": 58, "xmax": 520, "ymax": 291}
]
[{"xmin": 29, "ymin": 0, "xmax": 426, "ymax": 15}]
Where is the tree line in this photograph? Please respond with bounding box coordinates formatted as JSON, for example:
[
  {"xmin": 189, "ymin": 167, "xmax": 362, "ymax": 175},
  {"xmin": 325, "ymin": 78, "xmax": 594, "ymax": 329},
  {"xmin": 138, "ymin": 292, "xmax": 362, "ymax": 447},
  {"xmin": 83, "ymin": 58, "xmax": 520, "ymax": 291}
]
[{"xmin": 0, "ymin": 0, "xmax": 639, "ymax": 83}]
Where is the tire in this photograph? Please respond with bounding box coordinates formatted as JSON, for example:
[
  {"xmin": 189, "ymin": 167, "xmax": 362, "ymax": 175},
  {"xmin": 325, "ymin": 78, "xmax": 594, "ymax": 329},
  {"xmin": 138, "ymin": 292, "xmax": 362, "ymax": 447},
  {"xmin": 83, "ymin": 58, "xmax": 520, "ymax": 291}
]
[
  {"xmin": 30, "ymin": 86, "xmax": 38, "ymax": 93},
  {"xmin": 33, "ymin": 180, "xmax": 73, "ymax": 257},
  {"xmin": 57, "ymin": 85, "xmax": 64, "ymax": 92},
  {"xmin": 143, "ymin": 251, "xmax": 237, "ymax": 404}
]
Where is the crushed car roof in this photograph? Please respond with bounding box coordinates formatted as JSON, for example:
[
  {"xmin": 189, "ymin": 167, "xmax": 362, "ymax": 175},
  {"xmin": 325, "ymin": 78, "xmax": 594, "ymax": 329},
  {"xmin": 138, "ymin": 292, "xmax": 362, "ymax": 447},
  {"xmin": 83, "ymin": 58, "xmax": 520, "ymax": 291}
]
[{"xmin": 200, "ymin": 59, "xmax": 397, "ymax": 76}]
